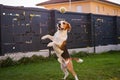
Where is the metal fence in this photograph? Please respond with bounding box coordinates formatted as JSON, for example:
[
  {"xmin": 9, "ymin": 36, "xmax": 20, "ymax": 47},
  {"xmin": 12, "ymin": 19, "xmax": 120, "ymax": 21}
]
[
  {"xmin": 0, "ymin": 5, "xmax": 120, "ymax": 55},
  {"xmin": 51, "ymin": 10, "xmax": 120, "ymax": 48},
  {"xmin": 0, "ymin": 5, "xmax": 51, "ymax": 55}
]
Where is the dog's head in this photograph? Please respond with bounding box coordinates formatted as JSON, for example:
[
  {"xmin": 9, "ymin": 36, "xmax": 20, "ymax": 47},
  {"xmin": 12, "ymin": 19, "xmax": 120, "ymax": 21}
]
[{"xmin": 57, "ymin": 21, "xmax": 71, "ymax": 32}]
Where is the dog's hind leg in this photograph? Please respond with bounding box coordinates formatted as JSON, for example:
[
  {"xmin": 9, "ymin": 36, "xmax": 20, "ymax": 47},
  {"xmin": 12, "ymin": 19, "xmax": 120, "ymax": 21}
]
[
  {"xmin": 66, "ymin": 60, "xmax": 79, "ymax": 80},
  {"xmin": 61, "ymin": 63, "xmax": 69, "ymax": 80},
  {"xmin": 53, "ymin": 44, "xmax": 63, "ymax": 55}
]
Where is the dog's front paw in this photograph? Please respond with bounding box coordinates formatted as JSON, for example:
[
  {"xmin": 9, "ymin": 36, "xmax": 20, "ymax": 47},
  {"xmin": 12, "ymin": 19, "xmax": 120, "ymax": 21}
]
[
  {"xmin": 41, "ymin": 35, "xmax": 49, "ymax": 40},
  {"xmin": 47, "ymin": 42, "xmax": 53, "ymax": 47}
]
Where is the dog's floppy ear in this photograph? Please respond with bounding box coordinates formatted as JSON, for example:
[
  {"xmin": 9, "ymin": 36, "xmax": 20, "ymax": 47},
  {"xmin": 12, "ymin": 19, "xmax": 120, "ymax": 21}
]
[{"xmin": 66, "ymin": 23, "xmax": 71, "ymax": 32}]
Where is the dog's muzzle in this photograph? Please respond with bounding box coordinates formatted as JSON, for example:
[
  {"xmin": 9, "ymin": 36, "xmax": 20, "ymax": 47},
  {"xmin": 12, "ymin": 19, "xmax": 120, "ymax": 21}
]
[{"xmin": 57, "ymin": 23, "xmax": 64, "ymax": 30}]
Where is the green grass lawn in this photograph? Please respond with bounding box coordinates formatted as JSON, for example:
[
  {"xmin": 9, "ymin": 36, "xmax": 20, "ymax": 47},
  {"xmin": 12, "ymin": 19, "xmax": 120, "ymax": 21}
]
[{"xmin": 0, "ymin": 51, "xmax": 120, "ymax": 80}]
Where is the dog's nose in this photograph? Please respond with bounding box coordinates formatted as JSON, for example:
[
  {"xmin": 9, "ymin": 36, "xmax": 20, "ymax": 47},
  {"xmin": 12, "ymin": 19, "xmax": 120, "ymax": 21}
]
[{"xmin": 58, "ymin": 23, "xmax": 61, "ymax": 27}]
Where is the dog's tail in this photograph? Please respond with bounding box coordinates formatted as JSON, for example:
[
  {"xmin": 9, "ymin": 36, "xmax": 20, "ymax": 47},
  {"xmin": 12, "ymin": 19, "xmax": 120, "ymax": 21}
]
[{"xmin": 71, "ymin": 58, "xmax": 83, "ymax": 63}]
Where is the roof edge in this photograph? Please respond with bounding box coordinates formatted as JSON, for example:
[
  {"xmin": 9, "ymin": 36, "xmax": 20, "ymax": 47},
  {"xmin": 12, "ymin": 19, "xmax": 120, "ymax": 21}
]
[{"xmin": 36, "ymin": 0, "xmax": 120, "ymax": 6}]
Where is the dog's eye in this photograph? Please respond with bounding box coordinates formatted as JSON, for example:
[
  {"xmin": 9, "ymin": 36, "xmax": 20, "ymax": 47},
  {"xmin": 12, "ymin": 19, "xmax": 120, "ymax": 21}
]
[{"xmin": 63, "ymin": 22, "xmax": 65, "ymax": 25}]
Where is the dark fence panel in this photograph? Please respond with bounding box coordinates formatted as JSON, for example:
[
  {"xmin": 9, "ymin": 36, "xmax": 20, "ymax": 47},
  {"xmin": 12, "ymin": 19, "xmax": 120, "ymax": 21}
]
[
  {"xmin": 52, "ymin": 11, "xmax": 119, "ymax": 48},
  {"xmin": 0, "ymin": 5, "xmax": 2, "ymax": 55},
  {"xmin": 53, "ymin": 11, "xmax": 91, "ymax": 49},
  {"xmin": 0, "ymin": 5, "xmax": 51, "ymax": 55},
  {"xmin": 93, "ymin": 14, "xmax": 117, "ymax": 46},
  {"xmin": 117, "ymin": 17, "xmax": 120, "ymax": 44}
]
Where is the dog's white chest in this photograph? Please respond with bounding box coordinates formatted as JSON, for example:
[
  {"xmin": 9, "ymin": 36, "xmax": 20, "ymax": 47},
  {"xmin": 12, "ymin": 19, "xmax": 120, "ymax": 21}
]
[{"xmin": 53, "ymin": 31, "xmax": 67, "ymax": 45}]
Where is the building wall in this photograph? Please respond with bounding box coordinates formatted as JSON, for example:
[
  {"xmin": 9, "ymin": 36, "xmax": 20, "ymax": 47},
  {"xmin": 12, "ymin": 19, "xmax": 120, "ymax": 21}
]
[
  {"xmin": 43, "ymin": 1, "xmax": 91, "ymax": 13},
  {"xmin": 42, "ymin": 1, "xmax": 120, "ymax": 16},
  {"xmin": 43, "ymin": 3, "xmax": 69, "ymax": 11},
  {"xmin": 71, "ymin": 1, "xmax": 91, "ymax": 13},
  {"xmin": 90, "ymin": 1, "xmax": 120, "ymax": 16}
]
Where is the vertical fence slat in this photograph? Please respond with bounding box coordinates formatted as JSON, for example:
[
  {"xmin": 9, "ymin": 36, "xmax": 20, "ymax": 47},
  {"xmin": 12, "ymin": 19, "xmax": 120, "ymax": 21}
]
[
  {"xmin": 0, "ymin": 4, "xmax": 4, "ymax": 55},
  {"xmin": 90, "ymin": 13, "xmax": 96, "ymax": 53},
  {"xmin": 117, "ymin": 17, "xmax": 120, "ymax": 44}
]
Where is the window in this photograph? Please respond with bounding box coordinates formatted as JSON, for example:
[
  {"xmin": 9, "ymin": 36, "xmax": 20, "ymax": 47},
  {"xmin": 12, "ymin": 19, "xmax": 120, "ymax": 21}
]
[
  {"xmin": 113, "ymin": 9, "xmax": 115, "ymax": 14},
  {"xmin": 77, "ymin": 6, "xmax": 82, "ymax": 12},
  {"xmin": 102, "ymin": 6, "xmax": 104, "ymax": 11},
  {"xmin": 96, "ymin": 6, "xmax": 99, "ymax": 13},
  {"xmin": 113, "ymin": 9, "xmax": 118, "ymax": 15}
]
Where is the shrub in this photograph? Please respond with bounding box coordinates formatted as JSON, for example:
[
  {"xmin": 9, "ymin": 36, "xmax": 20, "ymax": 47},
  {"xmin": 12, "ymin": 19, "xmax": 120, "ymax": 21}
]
[
  {"xmin": 0, "ymin": 55, "xmax": 56, "ymax": 68},
  {"xmin": 0, "ymin": 57, "xmax": 16, "ymax": 67},
  {"xmin": 30, "ymin": 55, "xmax": 47, "ymax": 62},
  {"xmin": 18, "ymin": 57, "xmax": 31, "ymax": 65},
  {"xmin": 71, "ymin": 51, "xmax": 92, "ymax": 57},
  {"xmin": 0, "ymin": 52, "xmax": 92, "ymax": 68},
  {"xmin": 1, "ymin": 51, "xmax": 118, "ymax": 68}
]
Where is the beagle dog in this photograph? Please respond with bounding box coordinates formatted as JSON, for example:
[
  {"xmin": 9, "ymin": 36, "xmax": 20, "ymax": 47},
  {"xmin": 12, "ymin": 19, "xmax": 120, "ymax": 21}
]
[{"xmin": 41, "ymin": 21, "xmax": 83, "ymax": 80}]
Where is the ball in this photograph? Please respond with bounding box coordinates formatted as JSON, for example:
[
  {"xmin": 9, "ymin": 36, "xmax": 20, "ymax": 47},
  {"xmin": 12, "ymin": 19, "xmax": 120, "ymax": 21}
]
[{"xmin": 59, "ymin": 7, "xmax": 66, "ymax": 13}]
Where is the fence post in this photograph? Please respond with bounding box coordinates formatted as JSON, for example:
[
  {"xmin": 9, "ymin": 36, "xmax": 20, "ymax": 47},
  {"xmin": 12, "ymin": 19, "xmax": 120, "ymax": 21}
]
[
  {"xmin": 115, "ymin": 16, "xmax": 118, "ymax": 44},
  {"xmin": 0, "ymin": 5, "xmax": 1, "ymax": 55},
  {"xmin": 0, "ymin": 4, "xmax": 3, "ymax": 55},
  {"xmin": 48, "ymin": 10, "xmax": 56, "ymax": 57},
  {"xmin": 49, "ymin": 10, "xmax": 56, "ymax": 35},
  {"xmin": 117, "ymin": 17, "xmax": 120, "ymax": 44},
  {"xmin": 90, "ymin": 13, "xmax": 96, "ymax": 53}
]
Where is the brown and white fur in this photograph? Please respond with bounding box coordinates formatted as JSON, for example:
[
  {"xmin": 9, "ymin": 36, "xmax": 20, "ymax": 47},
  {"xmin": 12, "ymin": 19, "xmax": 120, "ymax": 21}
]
[{"xmin": 41, "ymin": 21, "xmax": 83, "ymax": 80}]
